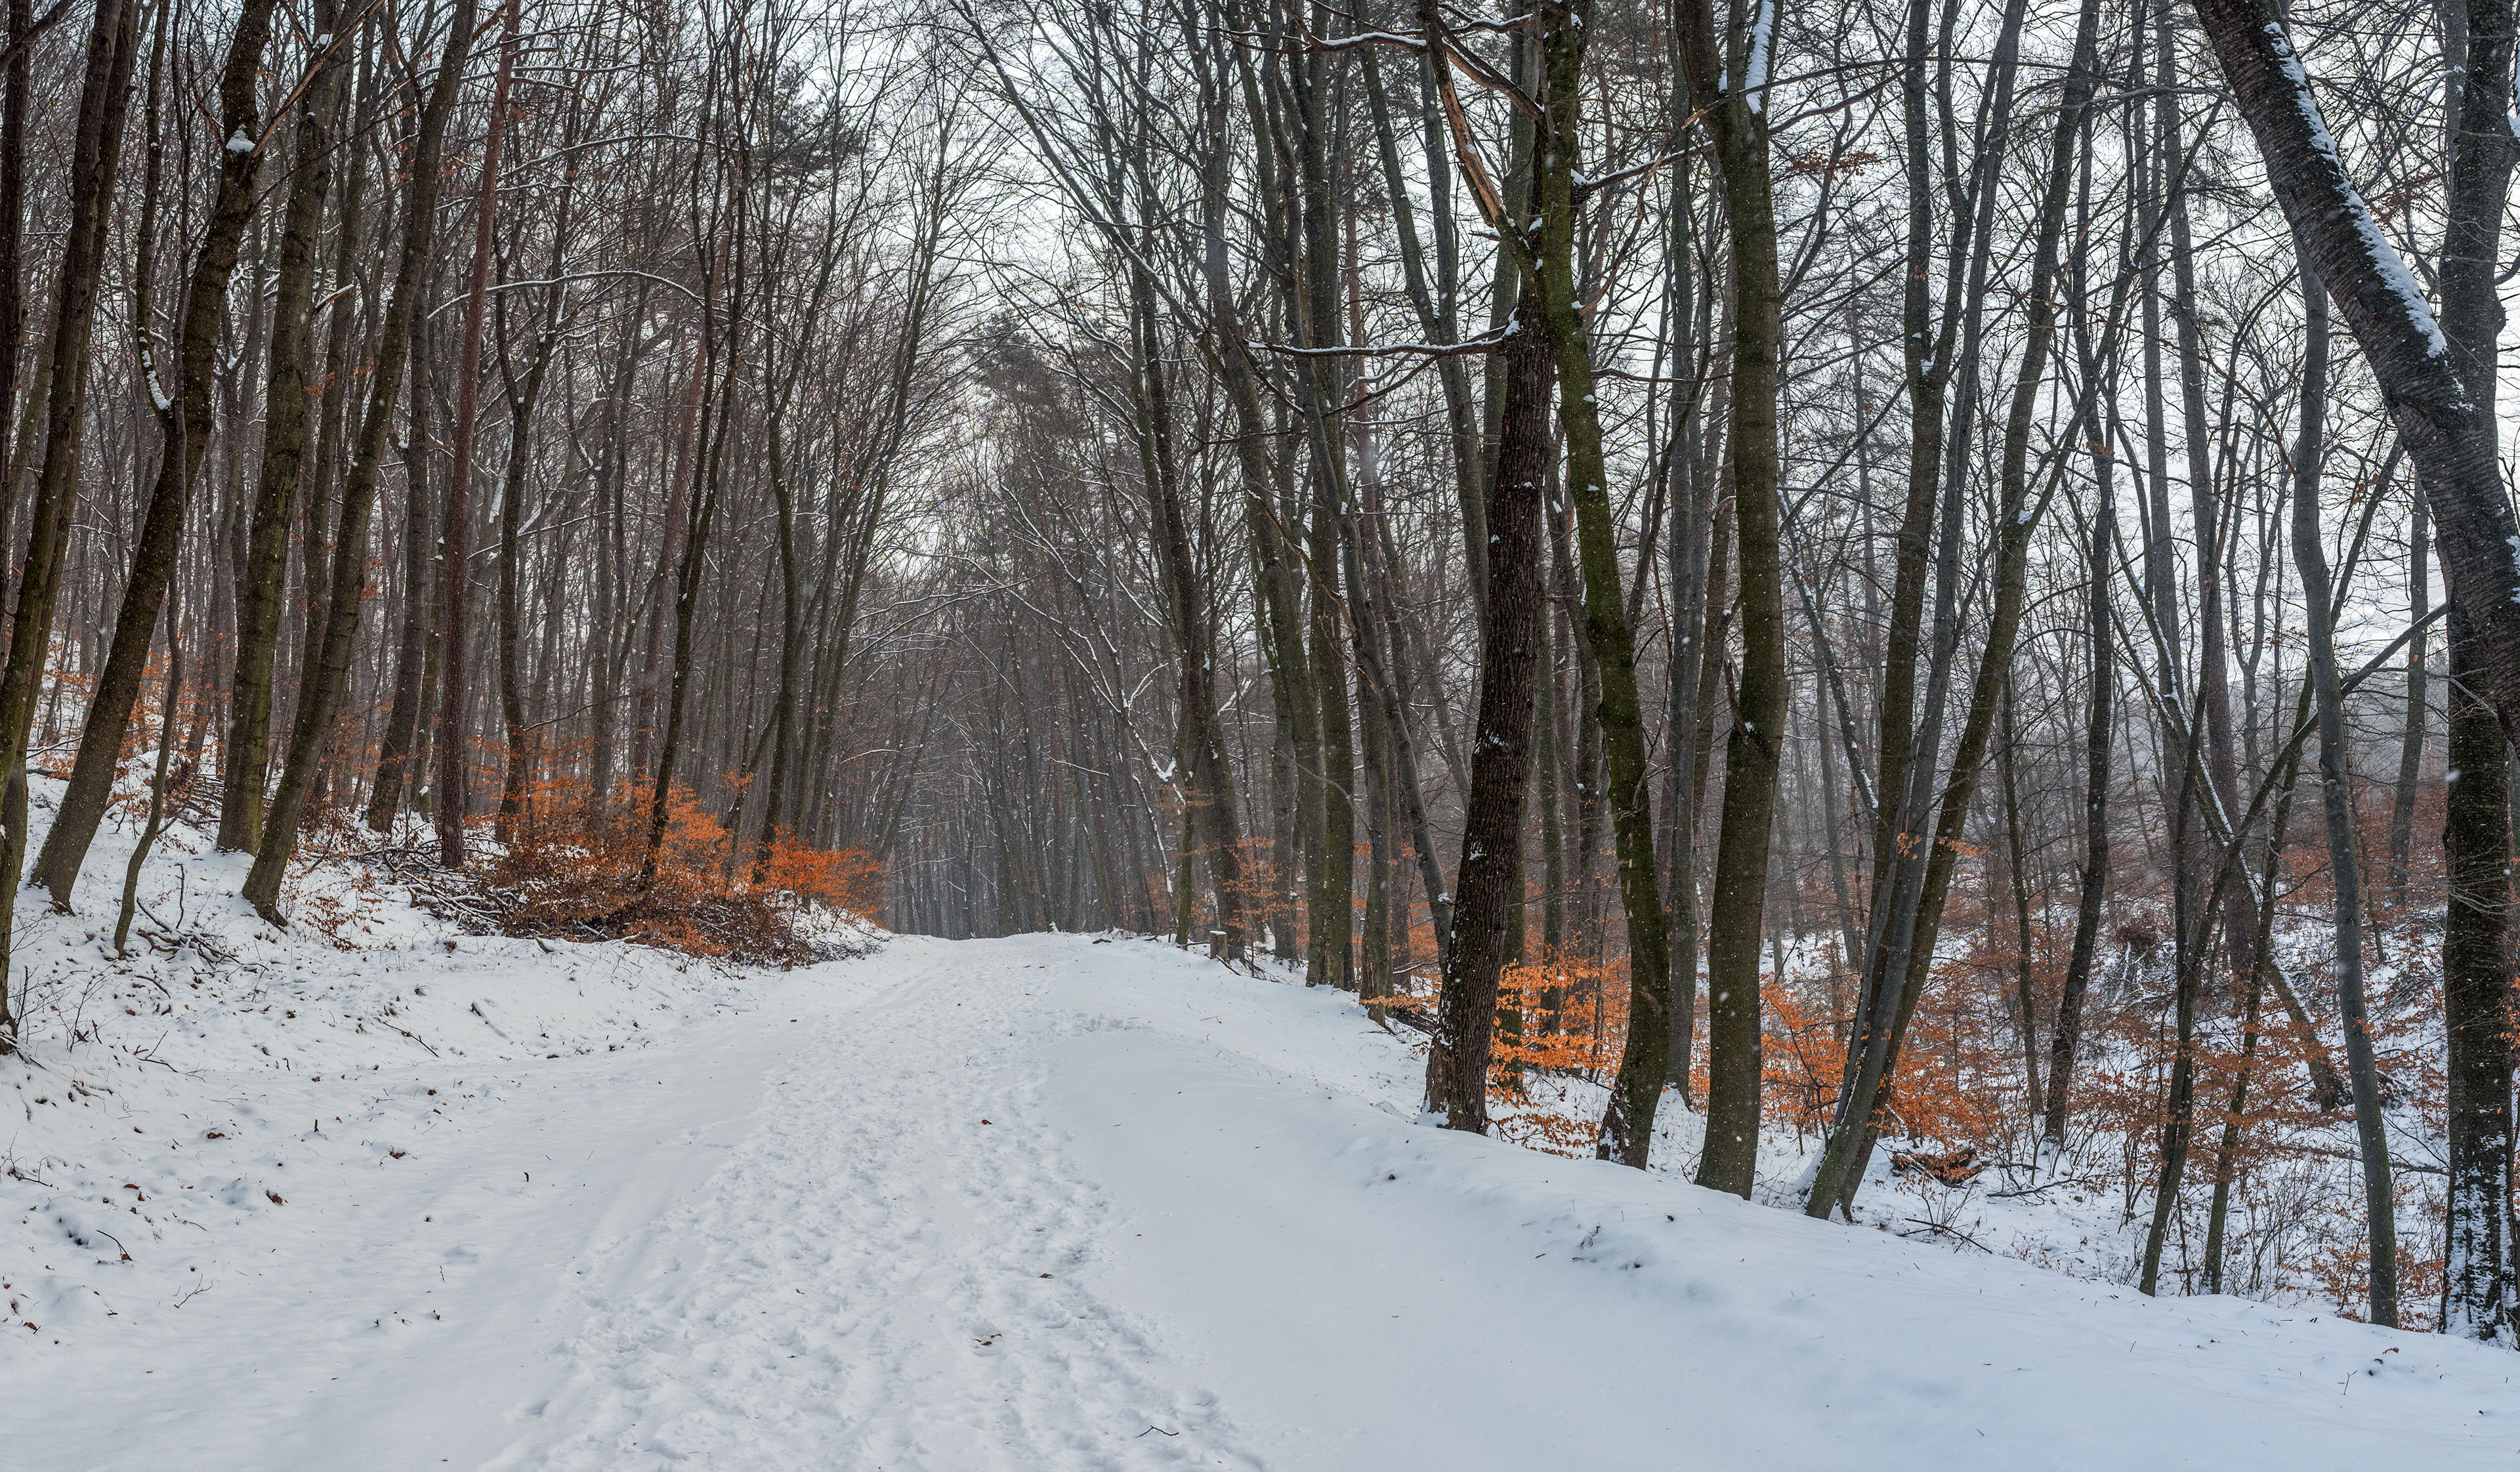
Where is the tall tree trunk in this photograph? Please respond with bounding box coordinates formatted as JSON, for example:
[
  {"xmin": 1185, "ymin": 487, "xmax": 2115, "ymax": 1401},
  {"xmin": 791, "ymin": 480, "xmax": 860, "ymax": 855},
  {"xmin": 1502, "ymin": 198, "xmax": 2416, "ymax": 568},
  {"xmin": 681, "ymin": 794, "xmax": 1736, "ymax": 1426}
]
[
  {"xmin": 1671, "ymin": 0, "xmax": 1784, "ymax": 1202},
  {"xmin": 37, "ymin": 0, "xmax": 280, "ymax": 904},
  {"xmin": 2286, "ymin": 252, "xmax": 2397, "ymax": 1328},
  {"xmin": 1425, "ymin": 290, "xmax": 1550, "ymax": 1129},
  {"xmin": 2138, "ymin": 709, "xmax": 2210, "ymax": 1297},
  {"xmin": 1521, "ymin": 0, "xmax": 1673, "ymax": 1166},
  {"xmin": 0, "ymin": 0, "xmax": 34, "ymax": 942},
  {"xmin": 1129, "ymin": 259, "xmax": 1247, "ymax": 959},
  {"xmin": 629, "ymin": 360, "xmax": 704, "ymax": 791},
  {"xmin": 1809, "ymin": 0, "xmax": 2096, "ymax": 1215},
  {"xmin": 436, "ymin": 0, "xmax": 520, "ymax": 868},
  {"xmin": 0, "ymin": 0, "xmax": 142, "ymax": 1034},
  {"xmin": 0, "ymin": 0, "xmax": 30, "ymax": 610},
  {"xmin": 2388, "ymin": 489, "xmax": 2429, "ymax": 900},
  {"xmin": 491, "ymin": 141, "xmax": 574, "ymax": 849},
  {"xmin": 639, "ymin": 147, "xmax": 748, "ymax": 888},
  {"xmin": 368, "ymin": 244, "xmax": 436, "ymax": 831},
  {"xmin": 1420, "ymin": 0, "xmax": 1551, "ymax": 1120},
  {"xmin": 2045, "ymin": 419, "xmax": 2114, "ymax": 1149},
  {"xmin": 1663, "ymin": 0, "xmax": 1784, "ymax": 1200},
  {"xmin": 2205, "ymin": 776, "xmax": 2296, "ymax": 1293},
  {"xmin": 2162, "ymin": 54, "xmax": 2254, "ymax": 989},
  {"xmin": 493, "ymin": 304, "xmax": 560, "ymax": 848},
  {"xmin": 232, "ymin": 5, "xmax": 348, "ymax": 849},
  {"xmin": 2433, "ymin": 0, "xmax": 2519, "ymax": 1344},
  {"xmin": 1660, "ymin": 153, "xmax": 1708, "ymax": 1101},
  {"xmin": 243, "ymin": 0, "xmax": 477, "ymax": 918},
  {"xmin": 2046, "ymin": 116, "xmax": 2118, "ymax": 1150},
  {"xmin": 752, "ymin": 411, "xmax": 804, "ymax": 875},
  {"xmin": 1999, "ymin": 687, "xmax": 2041, "ymax": 1114},
  {"xmin": 2441, "ymin": 605, "xmax": 2515, "ymax": 1340}
]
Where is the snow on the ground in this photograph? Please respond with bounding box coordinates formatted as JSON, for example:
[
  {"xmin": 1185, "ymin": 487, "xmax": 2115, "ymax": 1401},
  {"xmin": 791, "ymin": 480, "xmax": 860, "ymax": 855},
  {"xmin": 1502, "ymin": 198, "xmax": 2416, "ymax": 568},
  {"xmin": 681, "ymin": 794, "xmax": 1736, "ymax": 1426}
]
[{"xmin": 0, "ymin": 797, "xmax": 2512, "ymax": 1467}]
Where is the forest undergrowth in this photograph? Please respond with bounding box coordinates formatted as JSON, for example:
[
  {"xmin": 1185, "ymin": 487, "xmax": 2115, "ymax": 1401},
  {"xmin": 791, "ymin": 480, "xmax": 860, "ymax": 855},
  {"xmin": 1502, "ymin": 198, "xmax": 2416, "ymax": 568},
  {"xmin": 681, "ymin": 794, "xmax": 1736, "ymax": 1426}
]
[{"xmin": 1356, "ymin": 841, "xmax": 2469, "ymax": 1331}]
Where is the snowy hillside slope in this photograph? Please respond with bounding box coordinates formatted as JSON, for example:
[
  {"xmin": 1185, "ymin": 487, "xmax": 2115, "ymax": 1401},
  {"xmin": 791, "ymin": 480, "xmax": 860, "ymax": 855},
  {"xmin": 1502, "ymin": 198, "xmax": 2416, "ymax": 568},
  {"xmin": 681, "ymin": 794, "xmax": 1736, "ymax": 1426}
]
[{"xmin": 0, "ymin": 812, "xmax": 2505, "ymax": 1472}]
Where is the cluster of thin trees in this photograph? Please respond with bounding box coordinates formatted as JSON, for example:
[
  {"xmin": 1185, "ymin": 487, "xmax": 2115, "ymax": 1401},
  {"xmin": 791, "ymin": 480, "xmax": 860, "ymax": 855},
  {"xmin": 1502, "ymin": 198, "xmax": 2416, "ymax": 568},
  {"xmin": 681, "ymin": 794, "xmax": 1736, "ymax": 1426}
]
[
  {"xmin": 0, "ymin": 8, "xmax": 969, "ymax": 1024},
  {"xmin": 870, "ymin": 0, "xmax": 2520, "ymax": 1342},
  {"xmin": 1, "ymin": 0, "xmax": 2516, "ymax": 1343}
]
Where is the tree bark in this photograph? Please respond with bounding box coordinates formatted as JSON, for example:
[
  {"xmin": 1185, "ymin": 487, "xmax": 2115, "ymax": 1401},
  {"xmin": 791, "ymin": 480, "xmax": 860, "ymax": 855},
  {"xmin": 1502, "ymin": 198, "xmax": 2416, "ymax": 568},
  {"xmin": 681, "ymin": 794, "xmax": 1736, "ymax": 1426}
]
[
  {"xmin": 1418, "ymin": 0, "xmax": 1552, "ymax": 1119},
  {"xmin": 1425, "ymin": 291, "xmax": 1550, "ymax": 1130},
  {"xmin": 2045, "ymin": 431, "xmax": 2114, "ymax": 1149},
  {"xmin": 1520, "ymin": 0, "xmax": 1673, "ymax": 1167},
  {"xmin": 2441, "ymin": 604, "xmax": 2515, "ymax": 1340},
  {"xmin": 2389, "ymin": 488, "xmax": 2429, "ymax": 900},
  {"xmin": 2433, "ymin": 0, "xmax": 2519, "ymax": 1345},
  {"xmin": 368, "ymin": 234, "xmax": 436, "ymax": 831},
  {"xmin": 1671, "ymin": 0, "xmax": 1784, "ymax": 1202}
]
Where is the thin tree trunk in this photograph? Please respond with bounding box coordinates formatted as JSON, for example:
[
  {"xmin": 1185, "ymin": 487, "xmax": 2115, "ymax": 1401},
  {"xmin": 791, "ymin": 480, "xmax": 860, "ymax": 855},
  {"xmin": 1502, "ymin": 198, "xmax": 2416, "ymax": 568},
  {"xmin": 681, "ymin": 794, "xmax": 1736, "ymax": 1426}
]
[
  {"xmin": 2000, "ymin": 686, "xmax": 2041, "ymax": 1116},
  {"xmin": 2285, "ymin": 251, "xmax": 2397, "ymax": 1327},
  {"xmin": 0, "ymin": 0, "xmax": 30, "ymax": 606},
  {"xmin": 1517, "ymin": 0, "xmax": 1673, "ymax": 1165},
  {"xmin": 2388, "ymin": 489, "xmax": 2428, "ymax": 899},
  {"xmin": 2045, "ymin": 444, "xmax": 2114, "ymax": 1149},
  {"xmin": 436, "ymin": 0, "xmax": 520, "ymax": 868},
  {"xmin": 1661, "ymin": 154, "xmax": 1708, "ymax": 1101},
  {"xmin": 1420, "ymin": 0, "xmax": 1551, "ymax": 1120},
  {"xmin": 2205, "ymin": 777, "xmax": 2295, "ymax": 1293},
  {"xmin": 369, "ymin": 239, "xmax": 436, "ymax": 832},
  {"xmin": 1811, "ymin": 0, "xmax": 2097, "ymax": 1215}
]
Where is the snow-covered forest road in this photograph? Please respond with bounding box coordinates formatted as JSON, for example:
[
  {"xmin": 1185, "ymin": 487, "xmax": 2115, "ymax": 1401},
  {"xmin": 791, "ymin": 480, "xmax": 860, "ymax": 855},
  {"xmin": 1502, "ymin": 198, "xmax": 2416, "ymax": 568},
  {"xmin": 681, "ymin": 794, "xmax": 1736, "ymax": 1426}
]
[{"xmin": 10, "ymin": 933, "xmax": 2515, "ymax": 1470}]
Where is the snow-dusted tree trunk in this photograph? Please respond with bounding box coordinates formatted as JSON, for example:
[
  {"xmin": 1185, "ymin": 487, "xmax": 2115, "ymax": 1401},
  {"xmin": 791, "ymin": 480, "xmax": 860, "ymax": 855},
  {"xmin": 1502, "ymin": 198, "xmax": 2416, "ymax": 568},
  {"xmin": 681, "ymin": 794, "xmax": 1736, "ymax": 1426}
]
[
  {"xmin": 2191, "ymin": 0, "xmax": 2520, "ymax": 747},
  {"xmin": 2434, "ymin": 0, "xmax": 2519, "ymax": 1345},
  {"xmin": 2441, "ymin": 604, "xmax": 2516, "ymax": 1342}
]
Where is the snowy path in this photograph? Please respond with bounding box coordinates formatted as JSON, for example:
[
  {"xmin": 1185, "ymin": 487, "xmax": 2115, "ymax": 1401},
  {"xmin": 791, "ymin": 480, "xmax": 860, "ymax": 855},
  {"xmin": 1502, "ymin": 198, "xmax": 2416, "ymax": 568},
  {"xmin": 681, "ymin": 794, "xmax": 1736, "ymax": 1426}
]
[{"xmin": 11, "ymin": 933, "xmax": 2520, "ymax": 1469}]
